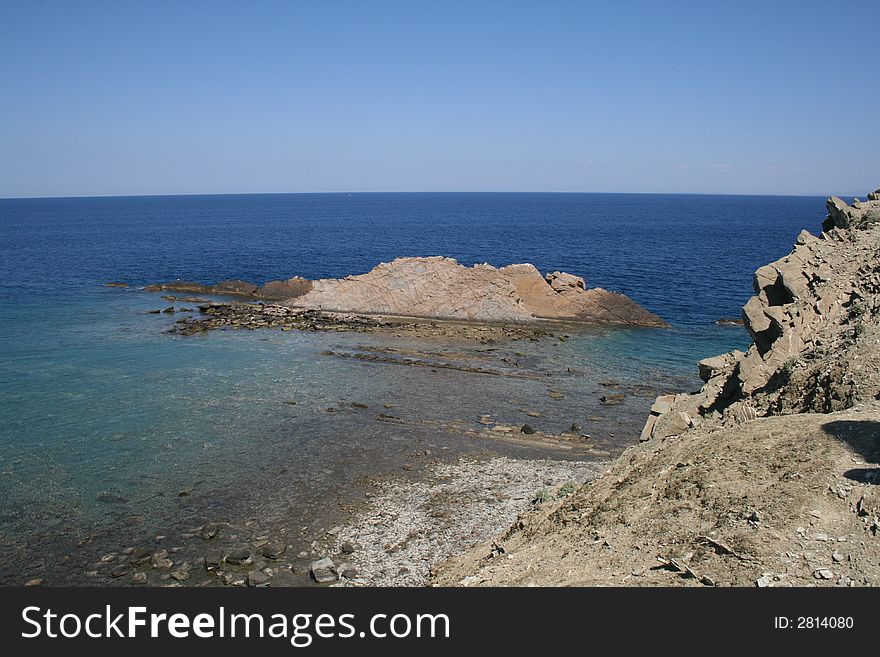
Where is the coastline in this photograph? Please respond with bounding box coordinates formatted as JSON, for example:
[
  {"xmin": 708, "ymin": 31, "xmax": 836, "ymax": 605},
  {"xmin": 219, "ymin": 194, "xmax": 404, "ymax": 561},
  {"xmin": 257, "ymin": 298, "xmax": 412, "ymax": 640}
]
[
  {"xmin": 3, "ymin": 193, "xmax": 828, "ymax": 588},
  {"xmin": 431, "ymin": 191, "xmax": 880, "ymax": 587}
]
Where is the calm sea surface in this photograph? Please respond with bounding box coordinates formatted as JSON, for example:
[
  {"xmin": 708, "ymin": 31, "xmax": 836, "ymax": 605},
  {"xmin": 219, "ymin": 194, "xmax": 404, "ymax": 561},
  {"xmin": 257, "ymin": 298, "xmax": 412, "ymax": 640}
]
[{"xmin": 0, "ymin": 192, "xmax": 824, "ymax": 584}]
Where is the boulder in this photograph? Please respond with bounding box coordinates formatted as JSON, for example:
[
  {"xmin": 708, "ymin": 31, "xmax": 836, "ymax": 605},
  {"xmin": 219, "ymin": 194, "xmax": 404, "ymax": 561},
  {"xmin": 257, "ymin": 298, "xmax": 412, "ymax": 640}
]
[
  {"xmin": 310, "ymin": 558, "xmax": 337, "ymax": 583},
  {"xmin": 697, "ymin": 352, "xmax": 741, "ymax": 383},
  {"xmin": 545, "ymin": 271, "xmax": 586, "ymax": 291},
  {"xmin": 823, "ymin": 196, "xmax": 851, "ymax": 231}
]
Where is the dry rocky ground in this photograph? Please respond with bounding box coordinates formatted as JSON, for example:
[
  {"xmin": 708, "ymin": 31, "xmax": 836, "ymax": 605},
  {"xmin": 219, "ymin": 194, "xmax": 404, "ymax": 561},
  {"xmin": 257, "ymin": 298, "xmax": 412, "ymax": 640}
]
[
  {"xmin": 433, "ymin": 190, "xmax": 880, "ymax": 587},
  {"xmin": 317, "ymin": 457, "xmax": 604, "ymax": 586}
]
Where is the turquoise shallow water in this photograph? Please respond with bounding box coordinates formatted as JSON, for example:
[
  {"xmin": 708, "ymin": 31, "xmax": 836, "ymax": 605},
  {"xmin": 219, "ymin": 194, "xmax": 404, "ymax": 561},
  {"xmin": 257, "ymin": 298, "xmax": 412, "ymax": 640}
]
[{"xmin": 0, "ymin": 192, "xmax": 823, "ymax": 584}]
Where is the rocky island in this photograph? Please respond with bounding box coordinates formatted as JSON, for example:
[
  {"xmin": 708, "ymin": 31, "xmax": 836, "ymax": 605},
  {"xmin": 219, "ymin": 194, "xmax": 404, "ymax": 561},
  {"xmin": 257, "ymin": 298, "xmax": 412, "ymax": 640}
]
[{"xmin": 144, "ymin": 257, "xmax": 667, "ymax": 336}]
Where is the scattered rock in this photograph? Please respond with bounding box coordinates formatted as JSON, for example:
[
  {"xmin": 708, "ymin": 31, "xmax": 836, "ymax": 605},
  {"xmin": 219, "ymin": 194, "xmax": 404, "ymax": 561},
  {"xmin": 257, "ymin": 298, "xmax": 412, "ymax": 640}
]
[
  {"xmin": 224, "ymin": 548, "xmax": 251, "ymax": 566},
  {"xmin": 310, "ymin": 558, "xmax": 337, "ymax": 583},
  {"xmin": 199, "ymin": 523, "xmax": 220, "ymax": 540},
  {"xmin": 110, "ymin": 564, "xmax": 131, "ymax": 578},
  {"xmin": 260, "ymin": 541, "xmax": 286, "ymax": 559},
  {"xmin": 247, "ymin": 570, "xmax": 270, "ymax": 587},
  {"xmin": 130, "ymin": 547, "xmax": 153, "ymax": 565}
]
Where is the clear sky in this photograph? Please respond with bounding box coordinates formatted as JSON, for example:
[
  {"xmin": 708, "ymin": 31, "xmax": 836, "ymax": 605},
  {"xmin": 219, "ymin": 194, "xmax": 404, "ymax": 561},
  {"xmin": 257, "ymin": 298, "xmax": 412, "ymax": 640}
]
[{"xmin": 1, "ymin": 0, "xmax": 878, "ymax": 198}]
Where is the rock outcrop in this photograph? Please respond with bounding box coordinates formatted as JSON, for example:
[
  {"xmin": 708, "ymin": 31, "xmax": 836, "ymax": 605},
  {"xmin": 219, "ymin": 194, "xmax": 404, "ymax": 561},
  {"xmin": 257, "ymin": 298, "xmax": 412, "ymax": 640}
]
[
  {"xmin": 291, "ymin": 257, "xmax": 667, "ymax": 326},
  {"xmin": 144, "ymin": 277, "xmax": 313, "ymax": 301},
  {"xmin": 146, "ymin": 257, "xmax": 667, "ymax": 327},
  {"xmin": 642, "ymin": 189, "xmax": 880, "ymax": 441},
  {"xmin": 823, "ymin": 190, "xmax": 880, "ymax": 232}
]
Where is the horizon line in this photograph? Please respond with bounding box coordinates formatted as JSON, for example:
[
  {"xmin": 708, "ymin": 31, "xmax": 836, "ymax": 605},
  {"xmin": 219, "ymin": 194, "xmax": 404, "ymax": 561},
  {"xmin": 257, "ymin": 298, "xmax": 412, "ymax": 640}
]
[{"xmin": 0, "ymin": 189, "xmax": 841, "ymax": 202}]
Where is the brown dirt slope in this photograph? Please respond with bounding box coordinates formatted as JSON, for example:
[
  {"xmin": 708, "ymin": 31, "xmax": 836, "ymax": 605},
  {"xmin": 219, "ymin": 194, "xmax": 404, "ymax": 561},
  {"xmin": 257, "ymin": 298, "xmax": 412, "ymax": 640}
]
[{"xmin": 432, "ymin": 404, "xmax": 880, "ymax": 587}]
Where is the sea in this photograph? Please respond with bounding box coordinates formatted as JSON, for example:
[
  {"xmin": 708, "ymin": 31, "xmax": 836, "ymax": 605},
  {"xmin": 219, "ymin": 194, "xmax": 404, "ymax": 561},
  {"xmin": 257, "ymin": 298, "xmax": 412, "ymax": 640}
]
[{"xmin": 0, "ymin": 192, "xmax": 825, "ymax": 585}]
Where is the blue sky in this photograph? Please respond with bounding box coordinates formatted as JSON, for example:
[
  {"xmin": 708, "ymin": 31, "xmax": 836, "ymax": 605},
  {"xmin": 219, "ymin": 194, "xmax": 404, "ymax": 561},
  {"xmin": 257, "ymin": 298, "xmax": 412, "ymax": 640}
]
[{"xmin": 1, "ymin": 0, "xmax": 878, "ymax": 197}]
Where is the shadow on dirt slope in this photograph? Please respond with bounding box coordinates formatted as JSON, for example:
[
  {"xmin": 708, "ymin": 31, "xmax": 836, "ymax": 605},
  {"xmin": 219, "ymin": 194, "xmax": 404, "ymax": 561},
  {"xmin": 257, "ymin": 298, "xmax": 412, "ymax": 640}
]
[{"xmin": 822, "ymin": 419, "xmax": 880, "ymax": 485}]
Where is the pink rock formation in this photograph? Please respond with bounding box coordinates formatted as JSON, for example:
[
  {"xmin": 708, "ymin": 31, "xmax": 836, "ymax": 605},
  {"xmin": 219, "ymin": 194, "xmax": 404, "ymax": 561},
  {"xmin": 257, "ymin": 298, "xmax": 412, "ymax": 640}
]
[{"xmin": 287, "ymin": 257, "xmax": 667, "ymax": 327}]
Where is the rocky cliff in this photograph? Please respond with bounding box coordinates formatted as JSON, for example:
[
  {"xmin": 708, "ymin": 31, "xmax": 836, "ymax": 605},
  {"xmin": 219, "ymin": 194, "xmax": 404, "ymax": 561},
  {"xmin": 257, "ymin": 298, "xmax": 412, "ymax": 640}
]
[
  {"xmin": 643, "ymin": 189, "xmax": 880, "ymax": 441},
  {"xmin": 146, "ymin": 257, "xmax": 667, "ymax": 328}
]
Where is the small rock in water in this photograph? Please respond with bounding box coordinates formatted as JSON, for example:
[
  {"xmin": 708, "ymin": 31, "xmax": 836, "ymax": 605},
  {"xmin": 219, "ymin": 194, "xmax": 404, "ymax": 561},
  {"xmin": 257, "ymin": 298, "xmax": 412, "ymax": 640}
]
[
  {"xmin": 548, "ymin": 391, "xmax": 565, "ymax": 400},
  {"xmin": 110, "ymin": 564, "xmax": 131, "ymax": 578},
  {"xmin": 24, "ymin": 578, "xmax": 44, "ymax": 587},
  {"xmin": 520, "ymin": 424, "xmax": 536, "ymax": 435},
  {"xmin": 261, "ymin": 541, "xmax": 286, "ymax": 560},
  {"xmin": 600, "ymin": 393, "xmax": 626, "ymax": 406},
  {"xmin": 247, "ymin": 570, "xmax": 270, "ymax": 587},
  {"xmin": 204, "ymin": 554, "xmax": 222, "ymax": 571},
  {"xmin": 132, "ymin": 572, "xmax": 147, "ymax": 584},
  {"xmin": 131, "ymin": 547, "xmax": 152, "ymax": 565},
  {"xmin": 225, "ymin": 548, "xmax": 251, "ymax": 566},
  {"xmin": 310, "ymin": 558, "xmax": 337, "ymax": 583},
  {"xmin": 199, "ymin": 523, "xmax": 220, "ymax": 540},
  {"xmin": 170, "ymin": 569, "xmax": 190, "ymax": 582},
  {"xmin": 568, "ymin": 422, "xmax": 581, "ymax": 433}
]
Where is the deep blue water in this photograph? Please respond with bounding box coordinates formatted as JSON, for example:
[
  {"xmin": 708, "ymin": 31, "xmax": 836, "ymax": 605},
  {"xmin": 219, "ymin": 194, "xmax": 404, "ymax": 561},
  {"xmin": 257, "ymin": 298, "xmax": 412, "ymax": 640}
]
[
  {"xmin": 0, "ymin": 192, "xmax": 823, "ymax": 325},
  {"xmin": 0, "ymin": 192, "xmax": 825, "ymax": 584}
]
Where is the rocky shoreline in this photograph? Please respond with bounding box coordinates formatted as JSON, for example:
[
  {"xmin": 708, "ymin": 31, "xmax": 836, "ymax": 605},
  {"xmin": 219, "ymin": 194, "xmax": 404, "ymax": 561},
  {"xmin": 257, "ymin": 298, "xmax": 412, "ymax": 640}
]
[
  {"xmin": 313, "ymin": 457, "xmax": 605, "ymax": 587},
  {"xmin": 165, "ymin": 302, "xmax": 561, "ymax": 343},
  {"xmin": 431, "ymin": 188, "xmax": 880, "ymax": 587}
]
